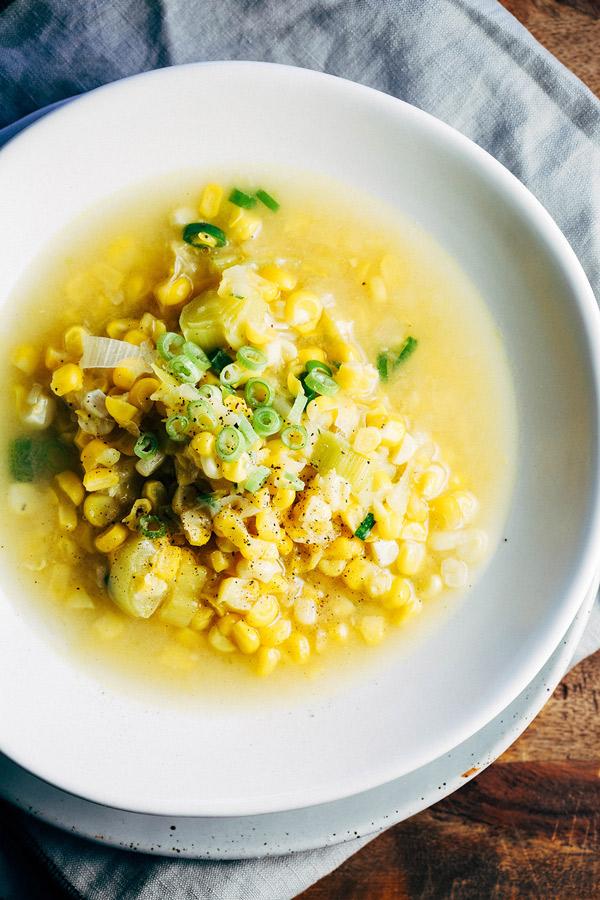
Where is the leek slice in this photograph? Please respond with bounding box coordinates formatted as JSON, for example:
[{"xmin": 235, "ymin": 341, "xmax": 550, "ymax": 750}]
[{"xmin": 311, "ymin": 431, "xmax": 372, "ymax": 491}]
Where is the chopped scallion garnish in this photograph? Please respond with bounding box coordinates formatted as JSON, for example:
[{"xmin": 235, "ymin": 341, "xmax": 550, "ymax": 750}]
[
  {"xmin": 139, "ymin": 514, "xmax": 167, "ymax": 539},
  {"xmin": 244, "ymin": 466, "xmax": 271, "ymax": 493},
  {"xmin": 165, "ymin": 414, "xmax": 189, "ymax": 442},
  {"xmin": 281, "ymin": 424, "xmax": 307, "ymax": 451},
  {"xmin": 182, "ymin": 222, "xmax": 227, "ymax": 248},
  {"xmin": 304, "ymin": 359, "xmax": 332, "ymax": 376},
  {"xmin": 284, "ymin": 472, "xmax": 305, "ymax": 491},
  {"xmin": 355, "ymin": 512, "xmax": 376, "ymax": 541},
  {"xmin": 252, "ymin": 406, "xmax": 281, "ymax": 437},
  {"xmin": 236, "ymin": 345, "xmax": 268, "ymax": 371},
  {"xmin": 219, "ymin": 362, "xmax": 244, "ymax": 388},
  {"xmin": 287, "ymin": 391, "xmax": 307, "ymax": 425},
  {"xmin": 208, "ymin": 348, "xmax": 234, "ymax": 375},
  {"xmin": 216, "ymin": 425, "xmax": 246, "ymax": 461},
  {"xmin": 168, "ymin": 354, "xmax": 202, "ymax": 384},
  {"xmin": 187, "ymin": 399, "xmax": 218, "ymax": 432},
  {"xmin": 134, "ymin": 432, "xmax": 159, "ymax": 460},
  {"xmin": 157, "ymin": 331, "xmax": 185, "ymax": 361},
  {"xmin": 303, "ymin": 368, "xmax": 339, "ymax": 397},
  {"xmin": 245, "ymin": 378, "xmax": 273, "ymax": 408},
  {"xmin": 256, "ymin": 189, "xmax": 280, "ymax": 212},
  {"xmin": 377, "ymin": 336, "xmax": 418, "ymax": 381},
  {"xmin": 236, "ymin": 414, "xmax": 260, "ymax": 447},
  {"xmin": 229, "ymin": 188, "xmax": 256, "ymax": 209},
  {"xmin": 181, "ymin": 340, "xmax": 211, "ymax": 372}
]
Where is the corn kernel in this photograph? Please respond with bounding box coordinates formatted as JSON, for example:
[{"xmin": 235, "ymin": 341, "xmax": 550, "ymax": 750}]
[
  {"xmin": 156, "ymin": 275, "xmax": 193, "ymax": 308},
  {"xmin": 277, "ymin": 534, "xmax": 294, "ymax": 556},
  {"xmin": 260, "ymin": 616, "xmax": 292, "ymax": 647},
  {"xmin": 11, "ymin": 344, "xmax": 40, "ymax": 375},
  {"xmin": 44, "ymin": 346, "xmax": 68, "ymax": 371},
  {"xmin": 401, "ymin": 521, "xmax": 428, "ymax": 542},
  {"xmin": 407, "ymin": 493, "xmax": 429, "ymax": 523},
  {"xmin": 328, "ymin": 536, "xmax": 363, "ymax": 560},
  {"xmin": 123, "ymin": 328, "xmax": 148, "ymax": 346},
  {"xmin": 441, "ymin": 557, "xmax": 469, "ymax": 589},
  {"xmin": 287, "ymin": 632, "xmax": 311, "ymax": 663},
  {"xmin": 396, "ymin": 541, "xmax": 426, "ymax": 576},
  {"xmin": 83, "ymin": 494, "xmax": 119, "ymax": 527},
  {"xmin": 218, "ymin": 576, "xmax": 259, "ymax": 612},
  {"xmin": 105, "ymin": 395, "xmax": 140, "ymax": 427},
  {"xmin": 287, "ymin": 370, "xmax": 304, "ymax": 397},
  {"xmin": 383, "ymin": 575, "xmax": 415, "ymax": 610},
  {"xmin": 124, "ymin": 273, "xmax": 148, "ymax": 303},
  {"xmin": 64, "ymin": 326, "xmax": 88, "ymax": 358},
  {"xmin": 83, "ymin": 467, "xmax": 119, "ymax": 492},
  {"xmin": 141, "ymin": 480, "xmax": 167, "ymax": 511},
  {"xmin": 232, "ymin": 620, "xmax": 261, "ymax": 654},
  {"xmin": 327, "ymin": 339, "xmax": 357, "ymax": 363},
  {"xmin": 330, "ymin": 596, "xmax": 356, "ymax": 618},
  {"xmin": 294, "ymin": 596, "xmax": 318, "ymax": 627},
  {"xmin": 354, "ymin": 427, "xmax": 381, "ymax": 454},
  {"xmin": 199, "ymin": 182, "xmax": 223, "ymax": 218},
  {"xmin": 256, "ymin": 646, "xmax": 281, "ymax": 676},
  {"xmin": 128, "ymin": 377, "xmax": 160, "ymax": 411},
  {"xmin": 57, "ymin": 498, "xmax": 78, "ymax": 532},
  {"xmin": 297, "ymin": 346, "xmax": 326, "ymax": 365},
  {"xmin": 229, "ymin": 209, "xmax": 262, "ymax": 241},
  {"xmin": 433, "ymin": 491, "xmax": 479, "ymax": 530},
  {"xmin": 222, "ymin": 454, "xmax": 251, "ymax": 483},
  {"xmin": 106, "ymin": 318, "xmax": 138, "ymax": 340},
  {"xmin": 255, "ymin": 509, "xmax": 282, "ymax": 542},
  {"xmin": 318, "ymin": 558, "xmax": 346, "ymax": 577},
  {"xmin": 55, "ymin": 470, "xmax": 84, "ymax": 507},
  {"xmin": 50, "ymin": 363, "xmax": 83, "ymax": 397},
  {"xmin": 139, "ymin": 312, "xmax": 166, "ymax": 342},
  {"xmin": 359, "ymin": 615, "xmax": 386, "ymax": 645},
  {"xmin": 208, "ymin": 625, "xmax": 236, "ymax": 654},
  {"xmin": 81, "ymin": 439, "xmax": 120, "ymax": 470},
  {"xmin": 366, "ymin": 406, "xmax": 389, "ymax": 429},
  {"xmin": 380, "ymin": 418, "xmax": 406, "ymax": 447},
  {"xmin": 285, "ymin": 290, "xmax": 323, "ymax": 334},
  {"xmin": 153, "ymin": 544, "xmax": 182, "ymax": 581},
  {"xmin": 260, "ymin": 264, "xmax": 297, "ymax": 292},
  {"xmin": 376, "ymin": 511, "xmax": 404, "ymax": 541},
  {"xmin": 420, "ymin": 573, "xmax": 443, "ymax": 600},
  {"xmin": 191, "ymin": 432, "xmax": 215, "ymax": 457},
  {"xmin": 246, "ymin": 594, "xmax": 279, "ymax": 628},
  {"xmin": 340, "ymin": 503, "xmax": 366, "ymax": 533},
  {"xmin": 210, "ymin": 550, "xmax": 229, "ymax": 573},
  {"xmin": 95, "ymin": 523, "xmax": 128, "ymax": 554},
  {"xmin": 273, "ymin": 487, "xmax": 296, "ymax": 511},
  {"xmin": 329, "ymin": 621, "xmax": 350, "ymax": 643},
  {"xmin": 190, "ymin": 607, "xmax": 214, "ymax": 632},
  {"xmin": 389, "ymin": 593, "xmax": 423, "ymax": 626}
]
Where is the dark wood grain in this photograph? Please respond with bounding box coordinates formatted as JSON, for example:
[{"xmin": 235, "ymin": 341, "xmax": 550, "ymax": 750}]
[{"xmin": 301, "ymin": 650, "xmax": 600, "ymax": 899}]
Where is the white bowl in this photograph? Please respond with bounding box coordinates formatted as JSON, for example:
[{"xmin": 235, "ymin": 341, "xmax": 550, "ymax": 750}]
[{"xmin": 0, "ymin": 62, "xmax": 598, "ymax": 817}]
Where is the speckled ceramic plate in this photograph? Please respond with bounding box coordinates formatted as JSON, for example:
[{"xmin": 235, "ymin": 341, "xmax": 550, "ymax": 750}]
[{"xmin": 1, "ymin": 573, "xmax": 596, "ymax": 859}]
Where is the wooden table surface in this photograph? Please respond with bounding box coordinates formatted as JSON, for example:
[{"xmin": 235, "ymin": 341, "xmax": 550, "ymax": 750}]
[{"xmin": 304, "ymin": 1, "xmax": 600, "ymax": 897}]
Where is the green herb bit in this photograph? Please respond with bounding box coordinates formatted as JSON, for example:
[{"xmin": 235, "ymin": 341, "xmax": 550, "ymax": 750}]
[
  {"xmin": 256, "ymin": 189, "xmax": 280, "ymax": 212},
  {"xmin": 377, "ymin": 336, "xmax": 418, "ymax": 381},
  {"xmin": 139, "ymin": 514, "xmax": 167, "ymax": 539},
  {"xmin": 208, "ymin": 348, "xmax": 234, "ymax": 375},
  {"xmin": 355, "ymin": 512, "xmax": 376, "ymax": 541},
  {"xmin": 182, "ymin": 222, "xmax": 227, "ymax": 248},
  {"xmin": 229, "ymin": 188, "xmax": 256, "ymax": 209}
]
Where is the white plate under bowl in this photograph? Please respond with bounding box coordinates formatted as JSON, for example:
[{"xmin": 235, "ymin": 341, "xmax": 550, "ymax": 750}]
[
  {"xmin": 1, "ymin": 575, "xmax": 596, "ymax": 859},
  {"xmin": 0, "ymin": 62, "xmax": 599, "ymax": 818}
]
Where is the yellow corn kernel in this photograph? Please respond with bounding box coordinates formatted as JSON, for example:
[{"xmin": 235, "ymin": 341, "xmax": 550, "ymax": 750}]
[
  {"xmin": 217, "ymin": 612, "xmax": 240, "ymax": 637},
  {"xmin": 81, "ymin": 439, "xmax": 120, "ymax": 470},
  {"xmin": 106, "ymin": 318, "xmax": 138, "ymax": 340},
  {"xmin": 141, "ymin": 480, "xmax": 167, "ymax": 511},
  {"xmin": 336, "ymin": 362, "xmax": 377, "ymax": 397},
  {"xmin": 44, "ymin": 346, "xmax": 68, "ymax": 371},
  {"xmin": 123, "ymin": 328, "xmax": 148, "ymax": 346},
  {"xmin": 245, "ymin": 321, "xmax": 272, "ymax": 345},
  {"xmin": 376, "ymin": 511, "xmax": 404, "ymax": 541},
  {"xmin": 256, "ymin": 646, "xmax": 281, "ymax": 676},
  {"xmin": 128, "ymin": 377, "xmax": 160, "ymax": 412},
  {"xmin": 155, "ymin": 274, "xmax": 193, "ymax": 308},
  {"xmin": 64, "ymin": 326, "xmax": 88, "ymax": 358},
  {"xmin": 383, "ymin": 575, "xmax": 414, "ymax": 610},
  {"xmin": 74, "ymin": 429, "xmax": 93, "ymax": 451},
  {"xmin": 153, "ymin": 544, "xmax": 182, "ymax": 581},
  {"xmin": 218, "ymin": 576, "xmax": 259, "ymax": 612},
  {"xmin": 318, "ymin": 558, "xmax": 346, "ymax": 578},
  {"xmin": 50, "ymin": 363, "xmax": 83, "ymax": 397},
  {"xmin": 330, "ymin": 596, "xmax": 356, "ymax": 619},
  {"xmin": 277, "ymin": 534, "xmax": 294, "ymax": 556},
  {"xmin": 222, "ymin": 393, "xmax": 251, "ymax": 416},
  {"xmin": 328, "ymin": 536, "xmax": 363, "ymax": 561},
  {"xmin": 232, "ymin": 620, "xmax": 261, "ymax": 655},
  {"xmin": 83, "ymin": 494, "xmax": 119, "ymax": 527},
  {"xmin": 54, "ymin": 470, "xmax": 84, "ymax": 507},
  {"xmin": 432, "ymin": 491, "xmax": 479, "ymax": 530},
  {"xmin": 124, "ymin": 272, "xmax": 148, "ymax": 303},
  {"xmin": 83, "ymin": 467, "xmax": 119, "ymax": 492},
  {"xmin": 329, "ymin": 621, "xmax": 350, "ymax": 643},
  {"xmin": 208, "ymin": 625, "xmax": 236, "ymax": 654},
  {"xmin": 260, "ymin": 264, "xmax": 297, "ymax": 292},
  {"xmin": 285, "ymin": 290, "xmax": 323, "ymax": 334},
  {"xmin": 255, "ymin": 509, "xmax": 282, "ymax": 543},
  {"xmin": 359, "ymin": 615, "xmax": 386, "ymax": 646},
  {"xmin": 287, "ymin": 632, "xmax": 310, "ymax": 664},
  {"xmin": 191, "ymin": 432, "xmax": 215, "ymax": 457},
  {"xmin": 110, "ymin": 361, "xmax": 137, "ymax": 390},
  {"xmin": 297, "ymin": 346, "xmax": 326, "ymax": 365},
  {"xmin": 260, "ymin": 616, "xmax": 292, "ymax": 647},
  {"xmin": 199, "ymin": 182, "xmax": 223, "ymax": 218},
  {"xmin": 95, "ymin": 523, "xmax": 128, "ymax": 554},
  {"xmin": 57, "ymin": 497, "xmax": 78, "ymax": 532},
  {"xmin": 246, "ymin": 593, "xmax": 279, "ymax": 628},
  {"xmin": 273, "ymin": 487, "xmax": 296, "ymax": 511},
  {"xmin": 401, "ymin": 521, "xmax": 428, "ymax": 542},
  {"xmin": 343, "ymin": 558, "xmax": 377, "ymax": 593},
  {"xmin": 396, "ymin": 540, "xmax": 426, "ymax": 576},
  {"xmin": 294, "ymin": 595, "xmax": 318, "ymax": 627},
  {"xmin": 340, "ymin": 503, "xmax": 366, "ymax": 534},
  {"xmin": 139, "ymin": 312, "xmax": 166, "ymax": 342},
  {"xmin": 327, "ymin": 339, "xmax": 357, "ymax": 363},
  {"xmin": 420, "ymin": 573, "xmax": 443, "ymax": 601},
  {"xmin": 353, "ymin": 427, "xmax": 381, "ymax": 454},
  {"xmin": 366, "ymin": 406, "xmax": 389, "ymax": 429},
  {"xmin": 190, "ymin": 606, "xmax": 214, "ymax": 632},
  {"xmin": 209, "ymin": 551, "xmax": 230, "ymax": 576},
  {"xmin": 222, "ymin": 454, "xmax": 251, "ymax": 483},
  {"xmin": 389, "ymin": 593, "xmax": 422, "ymax": 627},
  {"xmin": 407, "ymin": 493, "xmax": 429, "ymax": 523},
  {"xmin": 265, "ymin": 574, "xmax": 288, "ymax": 596},
  {"xmin": 11, "ymin": 344, "xmax": 40, "ymax": 375},
  {"xmin": 287, "ymin": 370, "xmax": 303, "ymax": 397},
  {"xmin": 229, "ymin": 208, "xmax": 262, "ymax": 241},
  {"xmin": 380, "ymin": 418, "xmax": 406, "ymax": 447},
  {"xmin": 105, "ymin": 394, "xmax": 139, "ymax": 427}
]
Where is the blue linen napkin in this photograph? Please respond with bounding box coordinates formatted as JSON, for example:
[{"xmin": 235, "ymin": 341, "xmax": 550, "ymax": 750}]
[{"xmin": 0, "ymin": 1, "xmax": 599, "ymax": 897}]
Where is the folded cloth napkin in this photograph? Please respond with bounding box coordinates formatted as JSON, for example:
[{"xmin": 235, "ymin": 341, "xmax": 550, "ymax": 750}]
[{"xmin": 0, "ymin": 0, "xmax": 599, "ymax": 897}]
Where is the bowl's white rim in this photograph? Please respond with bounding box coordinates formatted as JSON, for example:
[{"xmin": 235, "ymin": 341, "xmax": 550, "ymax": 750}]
[{"xmin": 1, "ymin": 60, "xmax": 599, "ymax": 818}]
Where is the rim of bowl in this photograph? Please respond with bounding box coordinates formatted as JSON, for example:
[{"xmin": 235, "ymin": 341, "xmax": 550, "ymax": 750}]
[{"xmin": 1, "ymin": 61, "xmax": 599, "ymax": 818}]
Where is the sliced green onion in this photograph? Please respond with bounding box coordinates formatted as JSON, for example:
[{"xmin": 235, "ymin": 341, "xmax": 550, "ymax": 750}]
[
  {"xmin": 285, "ymin": 472, "xmax": 305, "ymax": 491},
  {"xmin": 236, "ymin": 345, "xmax": 268, "ymax": 371},
  {"xmin": 377, "ymin": 336, "xmax": 418, "ymax": 382},
  {"xmin": 237, "ymin": 414, "xmax": 260, "ymax": 447},
  {"xmin": 187, "ymin": 399, "xmax": 218, "ymax": 431},
  {"xmin": 256, "ymin": 189, "xmax": 280, "ymax": 212},
  {"xmin": 287, "ymin": 391, "xmax": 307, "ymax": 425},
  {"xmin": 168, "ymin": 354, "xmax": 202, "ymax": 384},
  {"xmin": 198, "ymin": 383, "xmax": 222, "ymax": 405},
  {"xmin": 305, "ymin": 359, "xmax": 332, "ymax": 376},
  {"xmin": 134, "ymin": 432, "xmax": 159, "ymax": 460},
  {"xmin": 252, "ymin": 406, "xmax": 281, "ymax": 437},
  {"xmin": 219, "ymin": 362, "xmax": 244, "ymax": 388},
  {"xmin": 139, "ymin": 514, "xmax": 167, "ymax": 539},
  {"xmin": 281, "ymin": 424, "xmax": 307, "ymax": 451},
  {"xmin": 165, "ymin": 414, "xmax": 189, "ymax": 442},
  {"xmin": 243, "ymin": 466, "xmax": 271, "ymax": 493},
  {"xmin": 216, "ymin": 425, "xmax": 246, "ymax": 461},
  {"xmin": 229, "ymin": 188, "xmax": 256, "ymax": 209},
  {"xmin": 245, "ymin": 378, "xmax": 273, "ymax": 408},
  {"xmin": 182, "ymin": 341, "xmax": 211, "ymax": 372},
  {"xmin": 355, "ymin": 512, "xmax": 376, "ymax": 541},
  {"xmin": 304, "ymin": 369, "xmax": 339, "ymax": 397},
  {"xmin": 157, "ymin": 331, "xmax": 184, "ymax": 361},
  {"xmin": 182, "ymin": 222, "xmax": 227, "ymax": 248},
  {"xmin": 208, "ymin": 348, "xmax": 234, "ymax": 375}
]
